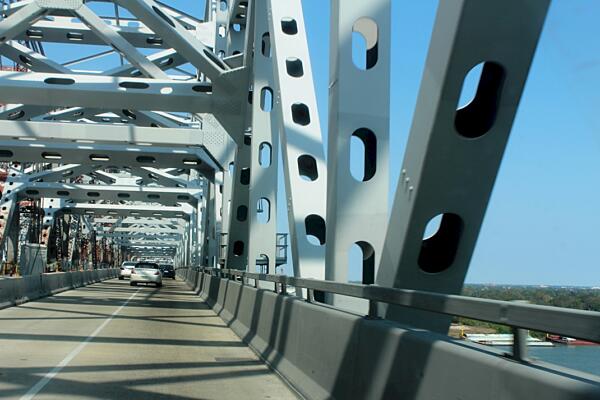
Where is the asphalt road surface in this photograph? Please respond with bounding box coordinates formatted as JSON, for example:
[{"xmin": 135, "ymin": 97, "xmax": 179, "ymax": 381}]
[{"xmin": 0, "ymin": 278, "xmax": 297, "ymax": 400}]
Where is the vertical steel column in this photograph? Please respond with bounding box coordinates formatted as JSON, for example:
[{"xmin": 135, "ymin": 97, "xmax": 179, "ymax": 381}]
[
  {"xmin": 214, "ymin": 0, "xmax": 229, "ymax": 58},
  {"xmin": 40, "ymin": 198, "xmax": 62, "ymax": 271},
  {"xmin": 204, "ymin": 174, "xmax": 218, "ymax": 267},
  {"xmin": 198, "ymin": 184, "xmax": 209, "ymax": 266},
  {"xmin": 213, "ymin": 170, "xmax": 225, "ymax": 267},
  {"xmin": 267, "ymin": 0, "xmax": 327, "ymax": 279},
  {"xmin": 0, "ymin": 166, "xmax": 25, "ymax": 263},
  {"xmin": 223, "ymin": 1, "xmax": 252, "ymax": 270},
  {"xmin": 376, "ymin": 0, "xmax": 550, "ymax": 332},
  {"xmin": 225, "ymin": 133, "xmax": 252, "ymax": 269},
  {"xmin": 326, "ymin": 0, "xmax": 390, "ymax": 299},
  {"xmin": 246, "ymin": 0, "xmax": 279, "ymax": 274},
  {"xmin": 4, "ymin": 203, "xmax": 19, "ymax": 273}
]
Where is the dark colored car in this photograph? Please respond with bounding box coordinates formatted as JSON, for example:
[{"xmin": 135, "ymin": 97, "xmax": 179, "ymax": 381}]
[{"xmin": 160, "ymin": 264, "xmax": 176, "ymax": 279}]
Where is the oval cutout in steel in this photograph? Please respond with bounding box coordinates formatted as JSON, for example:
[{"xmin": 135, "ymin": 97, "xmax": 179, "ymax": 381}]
[
  {"xmin": 286, "ymin": 57, "xmax": 304, "ymax": 77},
  {"xmin": 258, "ymin": 142, "xmax": 272, "ymax": 168},
  {"xmin": 418, "ymin": 213, "xmax": 463, "ymax": 273},
  {"xmin": 281, "ymin": 18, "xmax": 298, "ymax": 35},
  {"xmin": 192, "ymin": 85, "xmax": 213, "ymax": 93},
  {"xmin": 297, "ymin": 154, "xmax": 318, "ymax": 181},
  {"xmin": 119, "ymin": 81, "xmax": 149, "ymax": 90},
  {"xmin": 136, "ymin": 156, "xmax": 156, "ymax": 164},
  {"xmin": 257, "ymin": 198, "xmax": 270, "ymax": 224},
  {"xmin": 237, "ymin": 205, "xmax": 248, "ymax": 221},
  {"xmin": 260, "ymin": 87, "xmax": 273, "ymax": 112},
  {"xmin": 89, "ymin": 154, "xmax": 110, "ymax": 162},
  {"xmin": 44, "ymin": 77, "xmax": 75, "ymax": 85},
  {"xmin": 352, "ymin": 18, "xmax": 379, "ymax": 70},
  {"xmin": 305, "ymin": 214, "xmax": 326, "ymax": 246},
  {"xmin": 291, "ymin": 103, "xmax": 310, "ymax": 126},
  {"xmin": 233, "ymin": 240, "xmax": 245, "ymax": 256},
  {"xmin": 240, "ymin": 168, "xmax": 250, "ymax": 185},
  {"xmin": 455, "ymin": 62, "xmax": 505, "ymax": 138},
  {"xmin": 350, "ymin": 128, "xmax": 377, "ymax": 182},
  {"xmin": 42, "ymin": 152, "xmax": 62, "ymax": 160}
]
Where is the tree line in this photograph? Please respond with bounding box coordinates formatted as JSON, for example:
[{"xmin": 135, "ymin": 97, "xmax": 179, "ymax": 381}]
[{"xmin": 455, "ymin": 285, "xmax": 599, "ymax": 335}]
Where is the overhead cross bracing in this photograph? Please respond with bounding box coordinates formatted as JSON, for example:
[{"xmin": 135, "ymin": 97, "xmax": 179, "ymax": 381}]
[{"xmin": 0, "ymin": 0, "xmax": 547, "ymax": 327}]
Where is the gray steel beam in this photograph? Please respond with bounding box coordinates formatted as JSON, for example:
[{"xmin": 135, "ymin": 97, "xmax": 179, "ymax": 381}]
[
  {"xmin": 325, "ymin": 0, "xmax": 390, "ymax": 301},
  {"xmin": 74, "ymin": 5, "xmax": 168, "ymax": 79},
  {"xmin": 0, "ymin": 72, "xmax": 213, "ymax": 113},
  {"xmin": 246, "ymin": 0, "xmax": 279, "ymax": 274},
  {"xmin": 0, "ymin": 1, "xmax": 45, "ymax": 43},
  {"xmin": 116, "ymin": 0, "xmax": 229, "ymax": 81},
  {"xmin": 0, "ymin": 48, "xmax": 188, "ymax": 123},
  {"xmin": 62, "ymin": 203, "xmax": 191, "ymax": 221},
  {"xmin": 15, "ymin": 182, "xmax": 201, "ymax": 206},
  {"xmin": 0, "ymin": 120, "xmax": 229, "ymax": 170},
  {"xmin": 268, "ymin": 0, "xmax": 327, "ymax": 279},
  {"xmin": 376, "ymin": 0, "xmax": 550, "ymax": 332},
  {"xmin": 0, "ymin": 41, "xmax": 69, "ymax": 73}
]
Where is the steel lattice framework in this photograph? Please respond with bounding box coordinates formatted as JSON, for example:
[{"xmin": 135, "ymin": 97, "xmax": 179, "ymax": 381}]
[{"xmin": 0, "ymin": 0, "xmax": 549, "ymax": 330}]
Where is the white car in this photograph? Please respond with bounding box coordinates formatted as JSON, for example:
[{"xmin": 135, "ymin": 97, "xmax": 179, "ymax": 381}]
[
  {"xmin": 119, "ymin": 261, "xmax": 136, "ymax": 280},
  {"xmin": 130, "ymin": 262, "xmax": 162, "ymax": 287}
]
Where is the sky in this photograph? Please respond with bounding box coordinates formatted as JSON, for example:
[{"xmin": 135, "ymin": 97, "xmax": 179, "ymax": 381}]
[{"xmin": 2, "ymin": 1, "xmax": 598, "ymax": 286}]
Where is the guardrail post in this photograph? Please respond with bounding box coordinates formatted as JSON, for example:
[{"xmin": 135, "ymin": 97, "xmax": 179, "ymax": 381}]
[
  {"xmin": 306, "ymin": 289, "xmax": 315, "ymax": 303},
  {"xmin": 367, "ymin": 300, "xmax": 379, "ymax": 319},
  {"xmin": 511, "ymin": 300, "xmax": 530, "ymax": 362},
  {"xmin": 512, "ymin": 326, "xmax": 529, "ymax": 362}
]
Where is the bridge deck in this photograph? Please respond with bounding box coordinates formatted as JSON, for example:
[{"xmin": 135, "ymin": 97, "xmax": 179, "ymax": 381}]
[{"xmin": 0, "ymin": 279, "xmax": 297, "ymax": 400}]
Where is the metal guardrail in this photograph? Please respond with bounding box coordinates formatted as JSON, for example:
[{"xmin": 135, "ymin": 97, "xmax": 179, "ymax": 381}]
[{"xmin": 193, "ymin": 267, "xmax": 600, "ymax": 361}]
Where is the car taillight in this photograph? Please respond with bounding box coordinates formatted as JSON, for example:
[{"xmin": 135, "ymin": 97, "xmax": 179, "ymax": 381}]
[
  {"xmin": 154, "ymin": 271, "xmax": 160, "ymax": 276},
  {"xmin": 131, "ymin": 269, "xmax": 136, "ymax": 274},
  {"xmin": 120, "ymin": 267, "xmax": 124, "ymax": 270}
]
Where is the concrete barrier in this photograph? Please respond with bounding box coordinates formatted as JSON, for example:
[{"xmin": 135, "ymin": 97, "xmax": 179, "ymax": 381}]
[
  {"xmin": 0, "ymin": 269, "xmax": 118, "ymax": 310},
  {"xmin": 177, "ymin": 269, "xmax": 600, "ymax": 400}
]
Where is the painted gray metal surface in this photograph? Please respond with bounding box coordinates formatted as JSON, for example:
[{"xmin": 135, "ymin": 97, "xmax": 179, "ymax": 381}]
[
  {"xmin": 0, "ymin": 1, "xmax": 593, "ymax": 398},
  {"xmin": 376, "ymin": 0, "xmax": 550, "ymax": 332},
  {"xmin": 326, "ymin": 0, "xmax": 390, "ymax": 298}
]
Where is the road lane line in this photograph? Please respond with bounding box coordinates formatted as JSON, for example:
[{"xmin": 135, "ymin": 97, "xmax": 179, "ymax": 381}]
[{"xmin": 20, "ymin": 288, "xmax": 141, "ymax": 400}]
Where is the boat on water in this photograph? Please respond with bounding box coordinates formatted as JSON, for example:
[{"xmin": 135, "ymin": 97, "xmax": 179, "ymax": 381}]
[
  {"xmin": 546, "ymin": 335, "xmax": 599, "ymax": 346},
  {"xmin": 463, "ymin": 333, "xmax": 554, "ymax": 347}
]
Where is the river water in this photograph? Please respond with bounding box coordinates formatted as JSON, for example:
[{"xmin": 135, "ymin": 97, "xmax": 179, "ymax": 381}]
[{"xmin": 499, "ymin": 345, "xmax": 599, "ymax": 376}]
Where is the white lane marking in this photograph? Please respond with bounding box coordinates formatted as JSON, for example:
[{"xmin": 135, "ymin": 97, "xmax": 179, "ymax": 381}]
[{"xmin": 20, "ymin": 288, "xmax": 141, "ymax": 400}]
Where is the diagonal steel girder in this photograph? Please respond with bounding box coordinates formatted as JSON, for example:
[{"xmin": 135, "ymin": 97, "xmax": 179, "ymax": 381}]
[
  {"xmin": 0, "ymin": 1, "xmax": 47, "ymax": 43},
  {"xmin": 116, "ymin": 0, "xmax": 230, "ymax": 82},
  {"xmin": 73, "ymin": 4, "xmax": 168, "ymax": 79}
]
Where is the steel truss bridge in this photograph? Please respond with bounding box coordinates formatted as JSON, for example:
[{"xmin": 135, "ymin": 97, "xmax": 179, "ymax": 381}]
[{"xmin": 0, "ymin": 0, "xmax": 598, "ymax": 399}]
